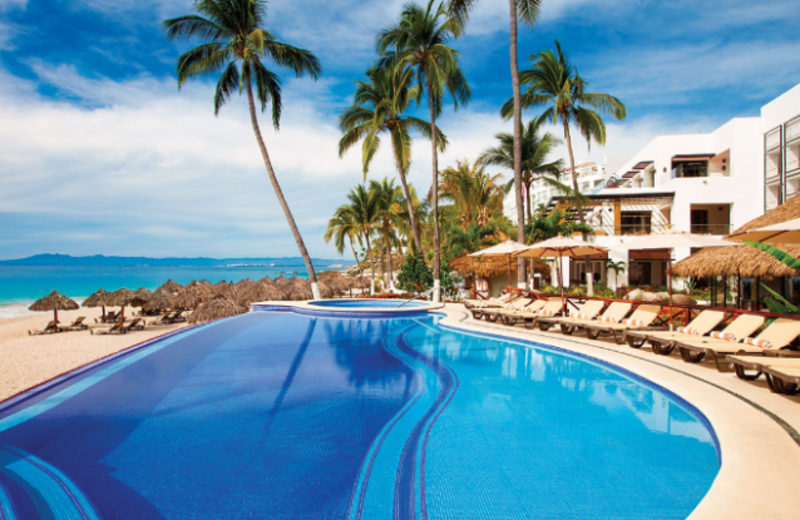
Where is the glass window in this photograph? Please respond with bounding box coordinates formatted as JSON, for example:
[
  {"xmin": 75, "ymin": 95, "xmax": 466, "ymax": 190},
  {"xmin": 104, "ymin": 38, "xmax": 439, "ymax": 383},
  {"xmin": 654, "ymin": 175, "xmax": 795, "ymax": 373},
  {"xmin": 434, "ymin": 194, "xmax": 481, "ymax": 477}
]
[{"xmin": 620, "ymin": 211, "xmax": 651, "ymax": 235}]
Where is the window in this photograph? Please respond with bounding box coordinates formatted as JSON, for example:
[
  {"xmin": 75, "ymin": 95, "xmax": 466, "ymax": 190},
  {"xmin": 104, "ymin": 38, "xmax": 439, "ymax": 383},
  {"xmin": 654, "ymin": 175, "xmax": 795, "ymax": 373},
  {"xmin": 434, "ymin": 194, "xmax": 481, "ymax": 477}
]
[
  {"xmin": 673, "ymin": 161, "xmax": 708, "ymax": 178},
  {"xmin": 690, "ymin": 209, "xmax": 709, "ymax": 234},
  {"xmin": 620, "ymin": 211, "xmax": 651, "ymax": 235}
]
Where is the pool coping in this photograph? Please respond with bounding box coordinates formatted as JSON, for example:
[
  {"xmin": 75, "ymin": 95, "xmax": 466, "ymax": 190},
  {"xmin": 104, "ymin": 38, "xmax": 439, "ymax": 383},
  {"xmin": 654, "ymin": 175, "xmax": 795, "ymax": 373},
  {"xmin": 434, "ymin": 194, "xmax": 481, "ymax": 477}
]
[
  {"xmin": 435, "ymin": 304, "xmax": 800, "ymax": 520},
  {"xmin": 251, "ymin": 299, "xmax": 445, "ymax": 319}
]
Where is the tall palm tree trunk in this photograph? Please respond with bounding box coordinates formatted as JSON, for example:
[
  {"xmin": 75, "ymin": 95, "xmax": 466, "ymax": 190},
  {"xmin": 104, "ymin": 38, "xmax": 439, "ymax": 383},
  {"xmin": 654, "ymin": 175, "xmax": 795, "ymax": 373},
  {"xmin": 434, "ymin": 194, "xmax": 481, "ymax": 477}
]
[
  {"xmin": 509, "ymin": 0, "xmax": 527, "ymax": 288},
  {"xmin": 365, "ymin": 233, "xmax": 376, "ymax": 295},
  {"xmin": 429, "ymin": 87, "xmax": 441, "ymax": 302},
  {"xmin": 397, "ymin": 169, "xmax": 422, "ymax": 251},
  {"xmin": 387, "ymin": 241, "xmax": 394, "ymax": 291},
  {"xmin": 349, "ymin": 237, "xmax": 362, "ymax": 278},
  {"xmin": 525, "ymin": 180, "xmax": 532, "ymax": 226},
  {"xmin": 562, "ymin": 117, "xmax": 590, "ymax": 291},
  {"xmin": 246, "ymin": 82, "xmax": 321, "ymax": 299}
]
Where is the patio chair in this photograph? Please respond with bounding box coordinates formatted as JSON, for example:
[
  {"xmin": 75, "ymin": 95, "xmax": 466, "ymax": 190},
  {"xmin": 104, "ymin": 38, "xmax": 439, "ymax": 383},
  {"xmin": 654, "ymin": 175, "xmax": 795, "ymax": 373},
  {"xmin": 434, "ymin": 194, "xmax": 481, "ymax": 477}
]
[
  {"xmin": 626, "ymin": 310, "xmax": 726, "ymax": 354},
  {"xmin": 28, "ymin": 320, "xmax": 61, "ymax": 336},
  {"xmin": 536, "ymin": 300, "xmax": 606, "ymax": 333},
  {"xmin": 497, "ymin": 298, "xmax": 563, "ymax": 329},
  {"xmin": 123, "ymin": 317, "xmax": 145, "ymax": 332},
  {"xmin": 91, "ymin": 317, "xmax": 125, "ymax": 335},
  {"xmin": 762, "ymin": 365, "xmax": 800, "ymax": 395},
  {"xmin": 675, "ymin": 318, "xmax": 800, "ymax": 371},
  {"xmin": 478, "ymin": 298, "xmax": 532, "ymax": 323},
  {"xmin": 95, "ymin": 311, "xmax": 117, "ymax": 324},
  {"xmin": 566, "ymin": 302, "xmax": 634, "ymax": 337},
  {"xmin": 726, "ymin": 354, "xmax": 800, "ymax": 381},
  {"xmin": 64, "ymin": 316, "xmax": 88, "ymax": 331},
  {"xmin": 464, "ymin": 292, "xmax": 517, "ymax": 309},
  {"xmin": 581, "ymin": 305, "xmax": 663, "ymax": 344}
]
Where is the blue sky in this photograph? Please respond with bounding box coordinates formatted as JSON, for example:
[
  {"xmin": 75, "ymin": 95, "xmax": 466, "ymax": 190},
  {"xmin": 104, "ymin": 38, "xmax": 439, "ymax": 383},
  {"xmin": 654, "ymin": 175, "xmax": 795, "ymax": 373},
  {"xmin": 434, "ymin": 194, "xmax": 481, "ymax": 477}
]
[{"xmin": 1, "ymin": 0, "xmax": 799, "ymax": 260}]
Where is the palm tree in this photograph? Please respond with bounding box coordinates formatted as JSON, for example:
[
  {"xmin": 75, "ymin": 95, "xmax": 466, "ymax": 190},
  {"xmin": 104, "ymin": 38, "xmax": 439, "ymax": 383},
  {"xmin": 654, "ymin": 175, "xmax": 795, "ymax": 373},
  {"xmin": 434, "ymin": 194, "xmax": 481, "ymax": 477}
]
[
  {"xmin": 501, "ymin": 40, "xmax": 626, "ymax": 229},
  {"xmin": 337, "ymin": 184, "xmax": 381, "ymax": 294},
  {"xmin": 339, "ymin": 65, "xmax": 446, "ymax": 251},
  {"xmin": 479, "ymin": 118, "xmax": 563, "ymax": 226},
  {"xmin": 438, "ymin": 159, "xmax": 505, "ymax": 231},
  {"xmin": 164, "ymin": 0, "xmax": 324, "ymax": 298},
  {"xmin": 378, "ymin": 0, "xmax": 471, "ymax": 302},
  {"xmin": 324, "ymin": 210, "xmax": 363, "ymax": 280},
  {"xmin": 447, "ymin": 0, "xmax": 541, "ymax": 288},
  {"xmin": 370, "ymin": 178, "xmax": 405, "ymax": 291}
]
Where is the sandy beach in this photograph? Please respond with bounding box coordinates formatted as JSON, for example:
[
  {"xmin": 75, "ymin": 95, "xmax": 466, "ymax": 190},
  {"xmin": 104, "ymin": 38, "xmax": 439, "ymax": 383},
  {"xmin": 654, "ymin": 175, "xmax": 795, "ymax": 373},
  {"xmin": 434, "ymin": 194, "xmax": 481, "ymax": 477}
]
[{"xmin": 0, "ymin": 306, "xmax": 189, "ymax": 403}]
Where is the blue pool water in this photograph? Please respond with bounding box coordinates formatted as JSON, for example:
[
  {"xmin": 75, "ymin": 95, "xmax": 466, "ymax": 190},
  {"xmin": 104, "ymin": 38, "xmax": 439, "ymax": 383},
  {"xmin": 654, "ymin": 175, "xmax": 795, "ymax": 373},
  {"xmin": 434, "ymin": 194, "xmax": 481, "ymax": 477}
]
[
  {"xmin": 0, "ymin": 312, "xmax": 719, "ymax": 519},
  {"xmin": 308, "ymin": 299, "xmax": 428, "ymax": 308}
]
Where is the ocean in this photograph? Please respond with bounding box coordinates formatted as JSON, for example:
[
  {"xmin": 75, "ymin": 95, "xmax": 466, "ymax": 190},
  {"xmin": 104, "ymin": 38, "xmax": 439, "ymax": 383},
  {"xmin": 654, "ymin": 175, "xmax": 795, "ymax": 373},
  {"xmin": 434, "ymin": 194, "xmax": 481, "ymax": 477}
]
[{"xmin": 0, "ymin": 266, "xmax": 313, "ymax": 319}]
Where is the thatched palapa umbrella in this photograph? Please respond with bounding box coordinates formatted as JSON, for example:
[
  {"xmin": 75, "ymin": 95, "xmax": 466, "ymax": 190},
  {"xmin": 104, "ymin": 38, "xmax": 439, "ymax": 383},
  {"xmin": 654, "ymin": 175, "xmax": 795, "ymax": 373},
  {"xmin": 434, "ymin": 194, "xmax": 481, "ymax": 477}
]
[
  {"xmin": 239, "ymin": 280, "xmax": 289, "ymax": 305},
  {"xmin": 287, "ymin": 277, "xmax": 313, "ymax": 301},
  {"xmin": 108, "ymin": 288, "xmax": 136, "ymax": 319},
  {"xmin": 173, "ymin": 281, "xmax": 213, "ymax": 310},
  {"xmin": 129, "ymin": 287, "xmax": 154, "ymax": 316},
  {"xmin": 29, "ymin": 290, "xmax": 79, "ymax": 323},
  {"xmin": 83, "ymin": 288, "xmax": 112, "ymax": 319},
  {"xmin": 273, "ymin": 276, "xmax": 291, "ymax": 290},
  {"xmin": 189, "ymin": 294, "xmax": 247, "ymax": 324},
  {"xmin": 145, "ymin": 291, "xmax": 175, "ymax": 313},
  {"xmin": 157, "ymin": 279, "xmax": 183, "ymax": 295}
]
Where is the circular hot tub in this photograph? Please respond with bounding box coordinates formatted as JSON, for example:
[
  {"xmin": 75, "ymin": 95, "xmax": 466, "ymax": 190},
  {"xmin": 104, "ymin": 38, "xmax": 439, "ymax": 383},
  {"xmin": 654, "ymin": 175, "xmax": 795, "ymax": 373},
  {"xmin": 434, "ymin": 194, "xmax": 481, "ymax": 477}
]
[{"xmin": 252, "ymin": 298, "xmax": 444, "ymax": 318}]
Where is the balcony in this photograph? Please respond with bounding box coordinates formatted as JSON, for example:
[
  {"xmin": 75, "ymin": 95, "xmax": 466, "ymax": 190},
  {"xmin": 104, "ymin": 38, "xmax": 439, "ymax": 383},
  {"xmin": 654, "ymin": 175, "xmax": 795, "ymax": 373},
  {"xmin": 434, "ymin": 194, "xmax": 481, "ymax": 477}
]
[{"xmin": 689, "ymin": 223, "xmax": 732, "ymax": 235}]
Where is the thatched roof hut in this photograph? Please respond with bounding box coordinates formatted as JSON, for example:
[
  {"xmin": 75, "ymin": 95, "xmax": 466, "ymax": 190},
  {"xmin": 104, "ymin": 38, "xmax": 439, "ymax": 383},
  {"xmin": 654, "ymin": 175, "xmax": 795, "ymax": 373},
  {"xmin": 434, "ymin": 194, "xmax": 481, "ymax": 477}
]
[
  {"xmin": 449, "ymin": 252, "xmax": 551, "ymax": 279},
  {"xmin": 235, "ymin": 279, "xmax": 257, "ymax": 292},
  {"xmin": 273, "ymin": 276, "xmax": 291, "ymax": 289},
  {"xmin": 287, "ymin": 277, "xmax": 313, "ymax": 300},
  {"xmin": 173, "ymin": 281, "xmax": 213, "ymax": 310},
  {"xmin": 157, "ymin": 279, "xmax": 182, "ymax": 295},
  {"xmin": 29, "ymin": 290, "xmax": 79, "ymax": 322},
  {"xmin": 673, "ymin": 195, "xmax": 800, "ymax": 279},
  {"xmin": 188, "ymin": 294, "xmax": 248, "ymax": 324}
]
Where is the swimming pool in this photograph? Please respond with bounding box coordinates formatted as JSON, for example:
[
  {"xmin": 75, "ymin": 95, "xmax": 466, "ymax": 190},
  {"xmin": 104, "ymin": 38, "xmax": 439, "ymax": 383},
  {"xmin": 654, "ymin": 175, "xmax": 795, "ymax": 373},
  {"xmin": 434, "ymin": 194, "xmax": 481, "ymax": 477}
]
[
  {"xmin": 0, "ymin": 311, "xmax": 719, "ymax": 519},
  {"xmin": 308, "ymin": 299, "xmax": 428, "ymax": 308}
]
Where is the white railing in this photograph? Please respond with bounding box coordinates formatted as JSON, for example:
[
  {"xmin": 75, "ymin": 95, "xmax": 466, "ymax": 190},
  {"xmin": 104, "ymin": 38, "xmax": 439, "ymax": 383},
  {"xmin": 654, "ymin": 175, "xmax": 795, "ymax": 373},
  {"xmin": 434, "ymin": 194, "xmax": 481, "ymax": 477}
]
[
  {"xmin": 766, "ymin": 164, "xmax": 779, "ymax": 179},
  {"xmin": 766, "ymin": 128, "xmax": 781, "ymax": 150},
  {"xmin": 787, "ymin": 117, "xmax": 800, "ymax": 143}
]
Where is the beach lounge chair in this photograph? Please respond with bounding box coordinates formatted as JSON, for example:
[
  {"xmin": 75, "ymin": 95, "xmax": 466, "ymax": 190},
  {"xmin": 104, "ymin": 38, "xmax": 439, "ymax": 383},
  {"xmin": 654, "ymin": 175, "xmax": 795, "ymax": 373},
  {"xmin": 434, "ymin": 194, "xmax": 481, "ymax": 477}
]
[
  {"xmin": 762, "ymin": 365, "xmax": 800, "ymax": 395},
  {"xmin": 497, "ymin": 298, "xmax": 563, "ymax": 328},
  {"xmin": 564, "ymin": 302, "xmax": 634, "ymax": 336},
  {"xmin": 172, "ymin": 310, "xmax": 187, "ymax": 323},
  {"xmin": 478, "ymin": 298, "xmax": 532, "ymax": 322},
  {"xmin": 672, "ymin": 314, "xmax": 766, "ymax": 370},
  {"xmin": 64, "ymin": 316, "xmax": 88, "ymax": 331},
  {"xmin": 469, "ymin": 295, "xmax": 524, "ymax": 319},
  {"xmin": 95, "ymin": 311, "xmax": 117, "ymax": 324},
  {"xmin": 676, "ymin": 318, "xmax": 800, "ymax": 371},
  {"xmin": 464, "ymin": 292, "xmax": 517, "ymax": 309},
  {"xmin": 28, "ymin": 320, "xmax": 61, "ymax": 336},
  {"xmin": 124, "ymin": 318, "xmax": 145, "ymax": 332},
  {"xmin": 492, "ymin": 299, "xmax": 547, "ymax": 322},
  {"xmin": 726, "ymin": 354, "xmax": 800, "ymax": 381},
  {"xmin": 581, "ymin": 305, "xmax": 663, "ymax": 344},
  {"xmin": 626, "ymin": 310, "xmax": 726, "ymax": 354},
  {"xmin": 535, "ymin": 300, "xmax": 606, "ymax": 333},
  {"xmin": 91, "ymin": 317, "xmax": 125, "ymax": 335}
]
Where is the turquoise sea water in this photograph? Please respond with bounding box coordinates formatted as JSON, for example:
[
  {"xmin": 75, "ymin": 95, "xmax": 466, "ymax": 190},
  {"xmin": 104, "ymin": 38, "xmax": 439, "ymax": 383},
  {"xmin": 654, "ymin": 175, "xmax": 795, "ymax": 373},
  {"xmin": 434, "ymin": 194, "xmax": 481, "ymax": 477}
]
[{"xmin": 0, "ymin": 266, "xmax": 311, "ymax": 306}]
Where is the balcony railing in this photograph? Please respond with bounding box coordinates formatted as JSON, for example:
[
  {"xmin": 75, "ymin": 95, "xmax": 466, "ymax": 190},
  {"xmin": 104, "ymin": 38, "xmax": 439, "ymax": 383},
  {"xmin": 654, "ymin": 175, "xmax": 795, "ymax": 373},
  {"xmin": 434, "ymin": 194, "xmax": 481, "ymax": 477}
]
[
  {"xmin": 766, "ymin": 164, "xmax": 780, "ymax": 179},
  {"xmin": 689, "ymin": 223, "xmax": 732, "ymax": 235}
]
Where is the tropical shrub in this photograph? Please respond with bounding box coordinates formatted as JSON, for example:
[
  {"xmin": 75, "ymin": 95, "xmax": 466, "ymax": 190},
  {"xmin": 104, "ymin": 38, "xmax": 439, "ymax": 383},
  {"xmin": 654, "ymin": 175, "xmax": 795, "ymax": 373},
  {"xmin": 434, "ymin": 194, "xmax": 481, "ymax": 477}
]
[{"xmin": 397, "ymin": 253, "xmax": 433, "ymax": 293}]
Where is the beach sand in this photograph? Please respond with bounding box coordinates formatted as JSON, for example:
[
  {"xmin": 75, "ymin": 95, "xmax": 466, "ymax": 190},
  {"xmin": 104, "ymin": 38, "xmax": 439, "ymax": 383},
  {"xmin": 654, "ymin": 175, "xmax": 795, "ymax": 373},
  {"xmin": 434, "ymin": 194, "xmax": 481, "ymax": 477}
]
[{"xmin": 0, "ymin": 306, "xmax": 189, "ymax": 402}]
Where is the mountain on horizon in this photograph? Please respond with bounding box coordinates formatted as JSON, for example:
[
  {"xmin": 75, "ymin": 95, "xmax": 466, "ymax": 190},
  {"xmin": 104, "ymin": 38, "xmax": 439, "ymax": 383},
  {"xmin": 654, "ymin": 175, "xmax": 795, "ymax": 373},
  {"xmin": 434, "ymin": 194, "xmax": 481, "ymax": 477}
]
[{"xmin": 0, "ymin": 254, "xmax": 353, "ymax": 268}]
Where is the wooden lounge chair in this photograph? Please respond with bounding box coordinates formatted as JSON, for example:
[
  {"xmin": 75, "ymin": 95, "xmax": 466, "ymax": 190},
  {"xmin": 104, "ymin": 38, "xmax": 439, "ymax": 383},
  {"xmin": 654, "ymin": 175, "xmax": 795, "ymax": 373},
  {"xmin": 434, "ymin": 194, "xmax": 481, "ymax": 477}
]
[
  {"xmin": 762, "ymin": 365, "xmax": 800, "ymax": 395},
  {"xmin": 95, "ymin": 311, "xmax": 117, "ymax": 324},
  {"xmin": 124, "ymin": 317, "xmax": 145, "ymax": 332},
  {"xmin": 478, "ymin": 298, "xmax": 532, "ymax": 322},
  {"xmin": 581, "ymin": 305, "xmax": 663, "ymax": 344},
  {"xmin": 627, "ymin": 310, "xmax": 726, "ymax": 354},
  {"xmin": 492, "ymin": 299, "xmax": 547, "ymax": 323},
  {"xmin": 673, "ymin": 314, "xmax": 766, "ymax": 370},
  {"xmin": 64, "ymin": 316, "xmax": 88, "ymax": 331},
  {"xmin": 469, "ymin": 295, "xmax": 524, "ymax": 320},
  {"xmin": 675, "ymin": 318, "xmax": 800, "ymax": 371},
  {"xmin": 91, "ymin": 317, "xmax": 125, "ymax": 335},
  {"xmin": 536, "ymin": 300, "xmax": 606, "ymax": 333},
  {"xmin": 499, "ymin": 298, "xmax": 563, "ymax": 329},
  {"xmin": 566, "ymin": 302, "xmax": 634, "ymax": 336},
  {"xmin": 171, "ymin": 310, "xmax": 187, "ymax": 323},
  {"xmin": 726, "ymin": 354, "xmax": 800, "ymax": 381},
  {"xmin": 28, "ymin": 320, "xmax": 61, "ymax": 336}
]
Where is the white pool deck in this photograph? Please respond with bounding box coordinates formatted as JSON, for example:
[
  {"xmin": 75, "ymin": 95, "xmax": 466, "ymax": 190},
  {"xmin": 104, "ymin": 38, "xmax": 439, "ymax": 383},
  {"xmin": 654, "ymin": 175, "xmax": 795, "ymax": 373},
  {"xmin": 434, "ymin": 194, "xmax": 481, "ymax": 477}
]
[{"xmin": 258, "ymin": 301, "xmax": 800, "ymax": 520}]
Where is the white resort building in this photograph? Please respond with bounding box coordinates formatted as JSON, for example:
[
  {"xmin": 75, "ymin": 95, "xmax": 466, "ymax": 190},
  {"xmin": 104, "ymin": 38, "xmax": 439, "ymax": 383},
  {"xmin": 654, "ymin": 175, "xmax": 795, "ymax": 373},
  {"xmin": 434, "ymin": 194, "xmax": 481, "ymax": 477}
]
[{"xmin": 517, "ymin": 83, "xmax": 800, "ymax": 292}]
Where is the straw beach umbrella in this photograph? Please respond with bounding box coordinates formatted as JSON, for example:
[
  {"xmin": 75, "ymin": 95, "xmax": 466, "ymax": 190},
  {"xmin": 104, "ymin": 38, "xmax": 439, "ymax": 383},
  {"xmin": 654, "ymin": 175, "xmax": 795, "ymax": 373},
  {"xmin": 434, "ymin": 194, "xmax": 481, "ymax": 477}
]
[
  {"xmin": 29, "ymin": 290, "xmax": 79, "ymax": 323},
  {"xmin": 145, "ymin": 291, "xmax": 175, "ymax": 313},
  {"xmin": 727, "ymin": 217, "xmax": 800, "ymax": 245},
  {"xmin": 83, "ymin": 288, "xmax": 112, "ymax": 320},
  {"xmin": 188, "ymin": 294, "xmax": 248, "ymax": 324},
  {"xmin": 287, "ymin": 278, "xmax": 313, "ymax": 300},
  {"xmin": 157, "ymin": 279, "xmax": 183, "ymax": 295},
  {"xmin": 108, "ymin": 288, "xmax": 136, "ymax": 319},
  {"xmin": 673, "ymin": 243, "xmax": 800, "ymax": 280},
  {"xmin": 469, "ymin": 240, "xmax": 532, "ymax": 288},
  {"xmin": 173, "ymin": 281, "xmax": 213, "ymax": 310}
]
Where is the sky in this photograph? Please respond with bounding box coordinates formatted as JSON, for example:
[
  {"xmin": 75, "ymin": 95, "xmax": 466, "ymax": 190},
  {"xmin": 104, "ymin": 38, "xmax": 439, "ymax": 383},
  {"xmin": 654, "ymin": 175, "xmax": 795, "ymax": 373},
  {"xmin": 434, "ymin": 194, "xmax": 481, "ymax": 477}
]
[{"xmin": 1, "ymin": 0, "xmax": 799, "ymax": 261}]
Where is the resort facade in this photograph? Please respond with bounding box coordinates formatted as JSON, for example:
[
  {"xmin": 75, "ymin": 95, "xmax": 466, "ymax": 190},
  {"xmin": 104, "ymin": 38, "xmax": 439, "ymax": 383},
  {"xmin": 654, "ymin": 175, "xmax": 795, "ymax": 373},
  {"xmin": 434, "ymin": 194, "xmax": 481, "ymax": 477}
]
[{"xmin": 520, "ymin": 83, "xmax": 800, "ymax": 291}]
